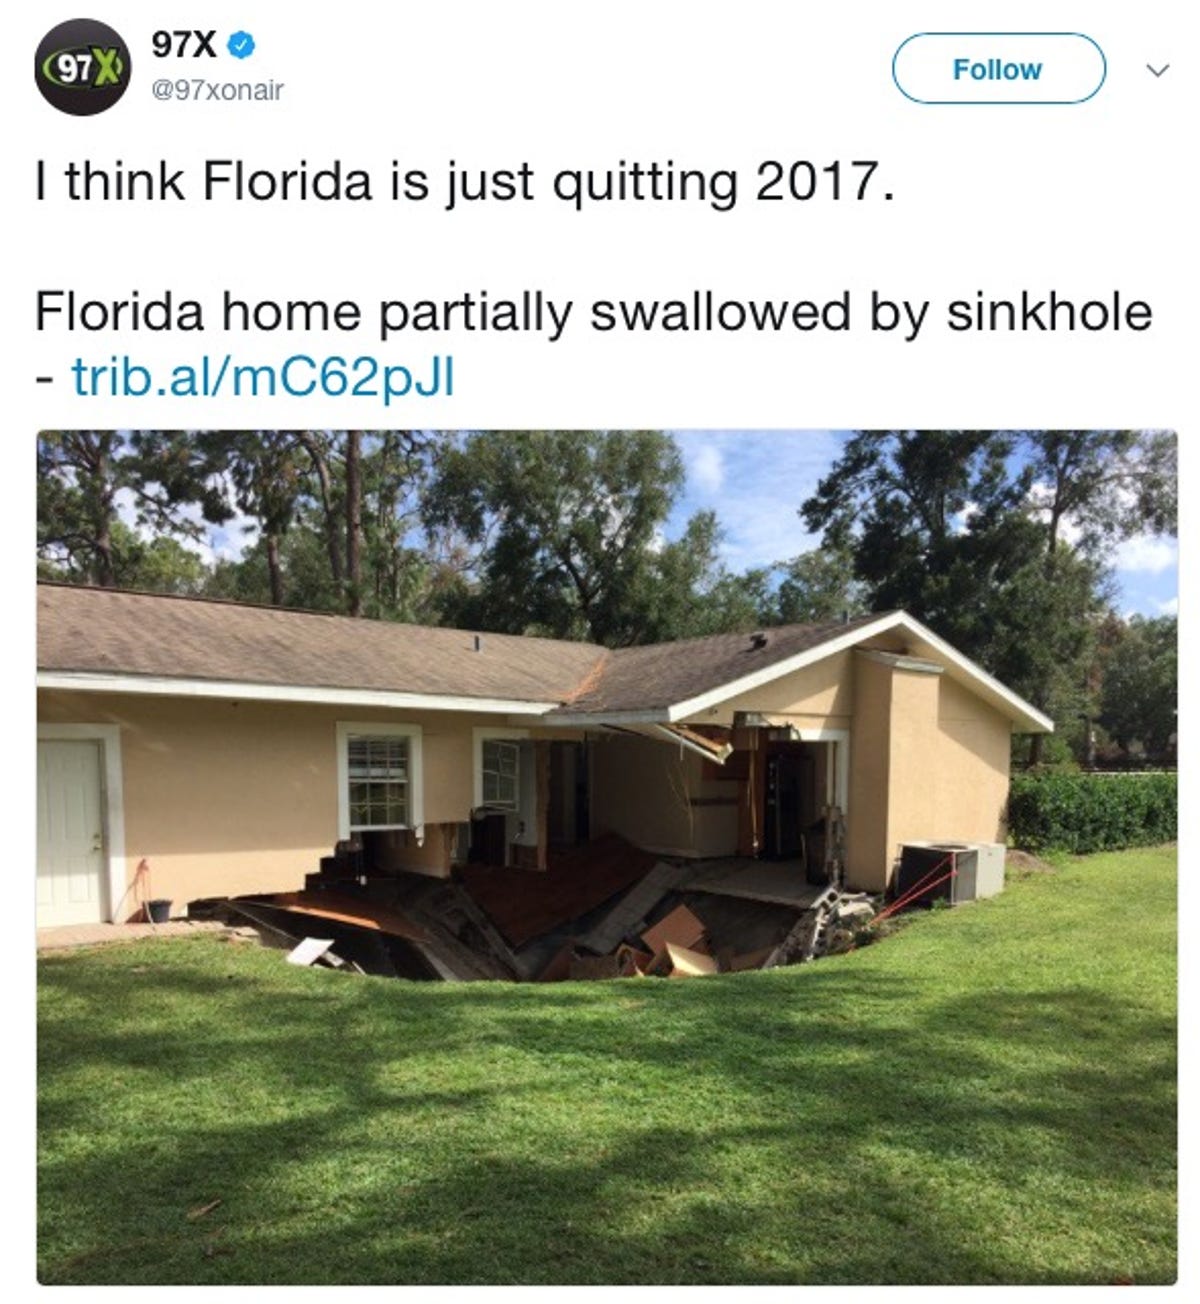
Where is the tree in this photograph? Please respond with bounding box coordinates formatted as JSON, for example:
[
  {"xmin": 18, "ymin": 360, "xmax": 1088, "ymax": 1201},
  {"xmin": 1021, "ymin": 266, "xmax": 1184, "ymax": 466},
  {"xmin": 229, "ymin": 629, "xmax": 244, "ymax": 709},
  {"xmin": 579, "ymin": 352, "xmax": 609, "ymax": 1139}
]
[
  {"xmin": 774, "ymin": 547, "xmax": 866, "ymax": 623},
  {"xmin": 38, "ymin": 519, "xmax": 209, "ymax": 594},
  {"xmin": 800, "ymin": 430, "xmax": 1173, "ymax": 755},
  {"xmin": 424, "ymin": 430, "xmax": 714, "ymax": 645},
  {"xmin": 38, "ymin": 432, "xmax": 123, "ymax": 586},
  {"xmin": 344, "ymin": 431, "xmax": 363, "ymax": 615},
  {"xmin": 38, "ymin": 431, "xmax": 226, "ymax": 587},
  {"xmin": 1019, "ymin": 430, "xmax": 1177, "ymax": 555},
  {"xmin": 1099, "ymin": 615, "xmax": 1177, "ymax": 761}
]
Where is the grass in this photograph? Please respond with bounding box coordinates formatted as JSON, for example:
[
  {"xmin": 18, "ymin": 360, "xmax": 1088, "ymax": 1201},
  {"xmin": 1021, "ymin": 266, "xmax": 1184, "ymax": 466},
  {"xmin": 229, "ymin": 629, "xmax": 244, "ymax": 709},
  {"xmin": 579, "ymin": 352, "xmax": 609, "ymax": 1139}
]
[{"xmin": 37, "ymin": 846, "xmax": 1177, "ymax": 1285}]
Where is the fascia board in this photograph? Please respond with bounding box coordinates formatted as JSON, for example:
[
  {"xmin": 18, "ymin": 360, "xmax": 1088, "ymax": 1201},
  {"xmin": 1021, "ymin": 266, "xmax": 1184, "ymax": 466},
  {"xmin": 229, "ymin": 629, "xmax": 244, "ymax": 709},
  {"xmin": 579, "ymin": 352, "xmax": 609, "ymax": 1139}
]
[{"xmin": 36, "ymin": 670, "xmax": 557, "ymax": 717}]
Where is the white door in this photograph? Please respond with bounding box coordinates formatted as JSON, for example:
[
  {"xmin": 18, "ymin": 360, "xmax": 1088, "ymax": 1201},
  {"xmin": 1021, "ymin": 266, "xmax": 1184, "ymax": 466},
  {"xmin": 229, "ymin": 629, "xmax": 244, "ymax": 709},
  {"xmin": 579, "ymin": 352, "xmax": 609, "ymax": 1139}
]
[{"xmin": 37, "ymin": 740, "xmax": 107, "ymax": 926}]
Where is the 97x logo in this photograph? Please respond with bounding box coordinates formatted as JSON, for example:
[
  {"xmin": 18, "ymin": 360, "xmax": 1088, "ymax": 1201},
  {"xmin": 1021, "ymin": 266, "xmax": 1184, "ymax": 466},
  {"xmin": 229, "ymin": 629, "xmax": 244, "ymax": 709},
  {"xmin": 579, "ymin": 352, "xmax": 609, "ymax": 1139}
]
[{"xmin": 35, "ymin": 18, "xmax": 131, "ymax": 115}]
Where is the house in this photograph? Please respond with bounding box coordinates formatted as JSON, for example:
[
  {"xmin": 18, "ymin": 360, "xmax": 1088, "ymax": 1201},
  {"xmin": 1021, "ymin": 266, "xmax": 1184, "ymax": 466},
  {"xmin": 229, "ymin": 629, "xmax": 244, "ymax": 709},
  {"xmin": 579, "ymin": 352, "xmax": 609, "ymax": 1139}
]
[{"xmin": 36, "ymin": 582, "xmax": 1052, "ymax": 928}]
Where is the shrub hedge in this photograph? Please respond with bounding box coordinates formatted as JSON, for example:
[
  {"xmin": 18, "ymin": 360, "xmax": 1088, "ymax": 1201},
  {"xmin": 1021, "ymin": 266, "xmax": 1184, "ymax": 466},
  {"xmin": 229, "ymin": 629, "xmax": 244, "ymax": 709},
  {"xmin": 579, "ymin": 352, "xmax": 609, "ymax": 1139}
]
[{"xmin": 1008, "ymin": 771, "xmax": 1177, "ymax": 853}]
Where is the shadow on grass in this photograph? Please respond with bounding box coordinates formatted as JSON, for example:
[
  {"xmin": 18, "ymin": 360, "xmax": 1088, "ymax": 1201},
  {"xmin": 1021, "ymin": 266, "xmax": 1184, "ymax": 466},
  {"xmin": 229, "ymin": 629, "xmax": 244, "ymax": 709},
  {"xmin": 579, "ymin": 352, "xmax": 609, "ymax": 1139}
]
[{"xmin": 37, "ymin": 941, "xmax": 1176, "ymax": 1285}]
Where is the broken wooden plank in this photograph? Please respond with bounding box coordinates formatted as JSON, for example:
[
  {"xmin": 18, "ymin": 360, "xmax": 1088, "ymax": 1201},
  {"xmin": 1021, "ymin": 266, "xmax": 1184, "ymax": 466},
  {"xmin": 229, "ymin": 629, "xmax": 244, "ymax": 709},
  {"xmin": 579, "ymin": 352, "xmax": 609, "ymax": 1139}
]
[
  {"xmin": 433, "ymin": 882, "xmax": 528, "ymax": 979},
  {"xmin": 574, "ymin": 861, "xmax": 693, "ymax": 955}
]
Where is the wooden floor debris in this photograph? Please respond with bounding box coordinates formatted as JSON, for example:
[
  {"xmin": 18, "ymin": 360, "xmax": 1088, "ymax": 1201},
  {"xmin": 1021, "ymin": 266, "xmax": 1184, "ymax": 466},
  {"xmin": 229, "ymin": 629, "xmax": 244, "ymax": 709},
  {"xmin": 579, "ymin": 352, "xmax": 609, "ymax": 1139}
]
[
  {"xmin": 201, "ymin": 839, "xmax": 878, "ymax": 985},
  {"xmin": 456, "ymin": 834, "xmax": 657, "ymax": 947},
  {"xmin": 574, "ymin": 861, "xmax": 695, "ymax": 955},
  {"xmin": 252, "ymin": 891, "xmax": 431, "ymax": 944}
]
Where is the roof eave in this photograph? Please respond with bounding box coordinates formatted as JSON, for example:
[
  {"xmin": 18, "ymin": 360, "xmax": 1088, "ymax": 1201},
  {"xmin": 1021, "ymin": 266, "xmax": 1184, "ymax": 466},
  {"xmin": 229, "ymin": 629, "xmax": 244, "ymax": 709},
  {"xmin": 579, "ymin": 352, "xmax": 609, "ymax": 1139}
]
[{"xmin": 36, "ymin": 670, "xmax": 560, "ymax": 717}]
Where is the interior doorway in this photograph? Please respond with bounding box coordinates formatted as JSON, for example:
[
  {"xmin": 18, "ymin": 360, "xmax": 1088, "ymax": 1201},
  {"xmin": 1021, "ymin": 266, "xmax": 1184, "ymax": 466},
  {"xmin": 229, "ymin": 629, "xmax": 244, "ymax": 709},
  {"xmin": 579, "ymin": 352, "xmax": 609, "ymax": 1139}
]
[
  {"xmin": 547, "ymin": 740, "xmax": 589, "ymax": 848},
  {"xmin": 762, "ymin": 741, "xmax": 826, "ymax": 861}
]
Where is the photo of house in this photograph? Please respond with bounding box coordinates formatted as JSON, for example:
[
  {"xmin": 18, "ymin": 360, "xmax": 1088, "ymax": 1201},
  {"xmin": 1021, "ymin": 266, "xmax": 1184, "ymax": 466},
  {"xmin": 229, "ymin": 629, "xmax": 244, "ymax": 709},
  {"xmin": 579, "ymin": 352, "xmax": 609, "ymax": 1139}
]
[{"xmin": 37, "ymin": 581, "xmax": 1051, "ymax": 928}]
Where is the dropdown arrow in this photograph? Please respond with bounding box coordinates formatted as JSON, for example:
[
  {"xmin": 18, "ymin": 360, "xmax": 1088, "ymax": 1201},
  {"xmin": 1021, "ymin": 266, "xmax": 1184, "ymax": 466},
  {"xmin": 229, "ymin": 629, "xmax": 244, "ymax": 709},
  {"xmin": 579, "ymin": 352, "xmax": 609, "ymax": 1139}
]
[{"xmin": 1147, "ymin": 63, "xmax": 1170, "ymax": 77}]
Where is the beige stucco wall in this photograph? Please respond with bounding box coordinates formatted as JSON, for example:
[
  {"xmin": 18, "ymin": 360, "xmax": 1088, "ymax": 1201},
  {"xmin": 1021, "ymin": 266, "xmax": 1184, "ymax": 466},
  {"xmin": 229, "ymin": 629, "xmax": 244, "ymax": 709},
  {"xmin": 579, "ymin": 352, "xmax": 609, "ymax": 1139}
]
[
  {"xmin": 37, "ymin": 690, "xmax": 515, "ymax": 918},
  {"xmin": 714, "ymin": 650, "xmax": 854, "ymax": 724},
  {"xmin": 843, "ymin": 657, "xmax": 1012, "ymax": 892},
  {"xmin": 845, "ymin": 654, "xmax": 893, "ymax": 887},
  {"xmin": 881, "ymin": 667, "xmax": 942, "ymax": 865},
  {"xmin": 39, "ymin": 644, "xmax": 1018, "ymax": 914},
  {"xmin": 931, "ymin": 676, "xmax": 1012, "ymax": 844}
]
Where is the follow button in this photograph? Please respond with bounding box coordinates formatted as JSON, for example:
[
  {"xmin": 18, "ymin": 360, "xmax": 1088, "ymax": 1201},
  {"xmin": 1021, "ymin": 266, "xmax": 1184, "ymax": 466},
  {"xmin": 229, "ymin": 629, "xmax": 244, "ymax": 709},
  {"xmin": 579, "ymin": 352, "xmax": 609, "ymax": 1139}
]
[{"xmin": 893, "ymin": 33, "xmax": 1106, "ymax": 105}]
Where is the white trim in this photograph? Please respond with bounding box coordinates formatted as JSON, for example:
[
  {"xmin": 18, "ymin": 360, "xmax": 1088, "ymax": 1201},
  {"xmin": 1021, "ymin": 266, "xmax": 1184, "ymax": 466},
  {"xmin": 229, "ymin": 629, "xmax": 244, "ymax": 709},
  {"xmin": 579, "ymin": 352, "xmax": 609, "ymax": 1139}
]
[
  {"xmin": 37, "ymin": 723, "xmax": 127, "ymax": 923},
  {"xmin": 805, "ymin": 728, "xmax": 851, "ymax": 815},
  {"xmin": 38, "ymin": 671, "xmax": 556, "ymax": 717},
  {"xmin": 336, "ymin": 721, "xmax": 424, "ymax": 841},
  {"xmin": 472, "ymin": 727, "xmax": 530, "ymax": 809}
]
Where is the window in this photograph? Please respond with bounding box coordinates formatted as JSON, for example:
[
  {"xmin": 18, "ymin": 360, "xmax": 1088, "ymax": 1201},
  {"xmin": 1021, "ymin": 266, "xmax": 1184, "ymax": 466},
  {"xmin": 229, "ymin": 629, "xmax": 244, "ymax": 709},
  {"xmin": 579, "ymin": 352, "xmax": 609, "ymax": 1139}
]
[
  {"xmin": 348, "ymin": 736, "xmax": 409, "ymax": 829},
  {"xmin": 337, "ymin": 722, "xmax": 423, "ymax": 838},
  {"xmin": 481, "ymin": 738, "xmax": 520, "ymax": 810}
]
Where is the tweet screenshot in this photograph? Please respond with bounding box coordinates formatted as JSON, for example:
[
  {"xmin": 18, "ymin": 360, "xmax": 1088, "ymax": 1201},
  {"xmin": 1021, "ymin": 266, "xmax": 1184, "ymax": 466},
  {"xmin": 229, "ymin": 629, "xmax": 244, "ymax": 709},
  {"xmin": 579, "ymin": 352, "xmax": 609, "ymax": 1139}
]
[{"xmin": 15, "ymin": 0, "xmax": 1191, "ymax": 1290}]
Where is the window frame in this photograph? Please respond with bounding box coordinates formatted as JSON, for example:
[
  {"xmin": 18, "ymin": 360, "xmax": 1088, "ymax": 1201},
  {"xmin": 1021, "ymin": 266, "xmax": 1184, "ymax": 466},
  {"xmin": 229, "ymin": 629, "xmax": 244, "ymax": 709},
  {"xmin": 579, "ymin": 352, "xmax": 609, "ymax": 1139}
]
[
  {"xmin": 336, "ymin": 721, "xmax": 423, "ymax": 840},
  {"xmin": 472, "ymin": 727, "xmax": 530, "ymax": 813},
  {"xmin": 479, "ymin": 737, "xmax": 521, "ymax": 812}
]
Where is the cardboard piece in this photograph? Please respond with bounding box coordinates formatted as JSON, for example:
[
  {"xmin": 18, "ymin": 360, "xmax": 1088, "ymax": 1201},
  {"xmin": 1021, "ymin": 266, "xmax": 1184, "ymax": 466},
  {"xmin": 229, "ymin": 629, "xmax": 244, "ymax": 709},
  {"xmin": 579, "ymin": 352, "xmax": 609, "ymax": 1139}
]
[
  {"xmin": 639, "ymin": 904, "xmax": 707, "ymax": 957},
  {"xmin": 664, "ymin": 942, "xmax": 719, "ymax": 978}
]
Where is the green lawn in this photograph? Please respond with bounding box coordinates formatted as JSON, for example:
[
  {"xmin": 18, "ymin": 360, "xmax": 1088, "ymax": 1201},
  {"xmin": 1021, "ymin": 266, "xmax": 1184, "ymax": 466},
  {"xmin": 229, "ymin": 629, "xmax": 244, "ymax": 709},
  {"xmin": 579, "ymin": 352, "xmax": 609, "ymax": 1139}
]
[{"xmin": 38, "ymin": 846, "xmax": 1177, "ymax": 1285}]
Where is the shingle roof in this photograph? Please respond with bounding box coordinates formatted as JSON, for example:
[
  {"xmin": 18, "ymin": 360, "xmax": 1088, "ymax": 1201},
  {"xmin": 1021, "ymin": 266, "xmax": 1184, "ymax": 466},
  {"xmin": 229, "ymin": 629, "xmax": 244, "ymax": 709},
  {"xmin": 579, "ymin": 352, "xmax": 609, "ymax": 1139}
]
[
  {"xmin": 37, "ymin": 583, "xmax": 605, "ymax": 705},
  {"xmin": 35, "ymin": 583, "xmax": 890, "ymax": 717},
  {"xmin": 547, "ymin": 614, "xmax": 886, "ymax": 715}
]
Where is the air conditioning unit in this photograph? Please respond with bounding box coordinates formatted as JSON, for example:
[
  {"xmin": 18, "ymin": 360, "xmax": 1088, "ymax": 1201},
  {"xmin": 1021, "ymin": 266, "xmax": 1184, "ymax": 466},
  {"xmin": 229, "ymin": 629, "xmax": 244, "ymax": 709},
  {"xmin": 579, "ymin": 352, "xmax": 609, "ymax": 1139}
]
[{"xmin": 896, "ymin": 842, "xmax": 1006, "ymax": 905}]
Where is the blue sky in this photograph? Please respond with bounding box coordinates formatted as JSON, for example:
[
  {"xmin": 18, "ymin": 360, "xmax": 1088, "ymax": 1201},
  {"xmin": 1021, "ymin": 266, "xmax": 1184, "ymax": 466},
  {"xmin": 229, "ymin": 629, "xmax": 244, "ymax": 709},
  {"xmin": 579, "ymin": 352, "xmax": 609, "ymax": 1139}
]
[{"xmin": 667, "ymin": 430, "xmax": 1178, "ymax": 618}]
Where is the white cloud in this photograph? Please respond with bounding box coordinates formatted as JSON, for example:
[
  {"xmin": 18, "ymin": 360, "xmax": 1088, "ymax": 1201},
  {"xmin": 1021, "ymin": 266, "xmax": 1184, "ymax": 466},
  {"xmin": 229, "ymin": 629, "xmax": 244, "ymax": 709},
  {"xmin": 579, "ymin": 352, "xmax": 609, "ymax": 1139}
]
[
  {"xmin": 1155, "ymin": 595, "xmax": 1179, "ymax": 616},
  {"xmin": 1114, "ymin": 534, "xmax": 1177, "ymax": 575},
  {"xmin": 671, "ymin": 430, "xmax": 842, "ymax": 572},
  {"xmin": 687, "ymin": 443, "xmax": 725, "ymax": 494},
  {"xmin": 950, "ymin": 501, "xmax": 978, "ymax": 535}
]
